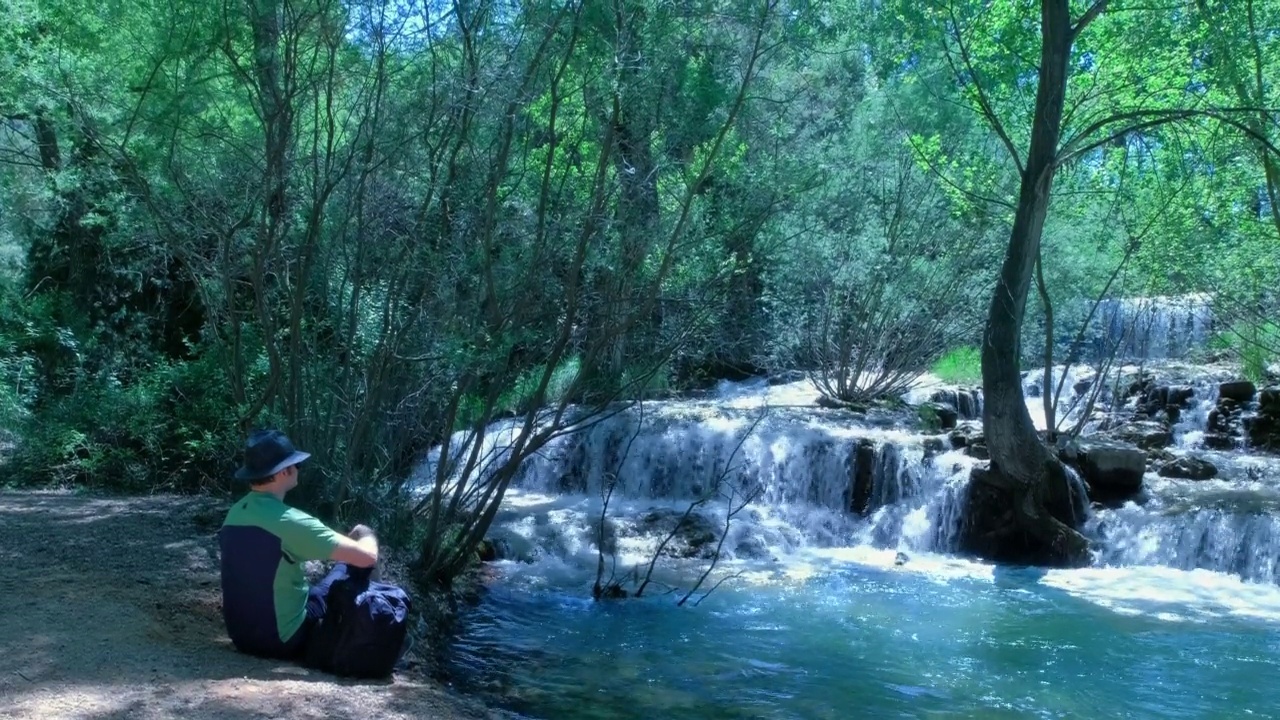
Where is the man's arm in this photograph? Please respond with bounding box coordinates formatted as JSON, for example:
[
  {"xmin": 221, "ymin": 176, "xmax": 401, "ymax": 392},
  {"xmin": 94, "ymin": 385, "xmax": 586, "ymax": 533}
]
[
  {"xmin": 329, "ymin": 530, "xmax": 378, "ymax": 568},
  {"xmin": 277, "ymin": 511, "xmax": 377, "ymax": 567}
]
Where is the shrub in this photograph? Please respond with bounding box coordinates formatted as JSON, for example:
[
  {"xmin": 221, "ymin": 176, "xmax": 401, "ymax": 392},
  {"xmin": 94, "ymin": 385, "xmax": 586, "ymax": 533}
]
[{"xmin": 4, "ymin": 348, "xmax": 244, "ymax": 492}]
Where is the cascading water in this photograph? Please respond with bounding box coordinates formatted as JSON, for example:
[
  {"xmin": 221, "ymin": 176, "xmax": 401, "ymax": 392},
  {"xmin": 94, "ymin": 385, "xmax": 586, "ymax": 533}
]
[
  {"xmin": 426, "ymin": 396, "xmax": 982, "ymax": 570},
  {"xmin": 1084, "ymin": 451, "xmax": 1280, "ymax": 582},
  {"xmin": 433, "ymin": 369, "xmax": 1280, "ymax": 719},
  {"xmin": 1009, "ymin": 360, "xmax": 1280, "ymax": 584},
  {"xmin": 415, "ymin": 364, "xmax": 1279, "ymax": 587},
  {"xmin": 1095, "ymin": 293, "xmax": 1214, "ymax": 360}
]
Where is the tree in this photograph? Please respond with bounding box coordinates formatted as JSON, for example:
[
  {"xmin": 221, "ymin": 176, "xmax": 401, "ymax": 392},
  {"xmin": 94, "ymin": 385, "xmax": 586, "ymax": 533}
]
[
  {"xmin": 926, "ymin": 0, "xmax": 1280, "ymax": 564},
  {"xmin": 962, "ymin": 0, "xmax": 1092, "ymax": 565}
]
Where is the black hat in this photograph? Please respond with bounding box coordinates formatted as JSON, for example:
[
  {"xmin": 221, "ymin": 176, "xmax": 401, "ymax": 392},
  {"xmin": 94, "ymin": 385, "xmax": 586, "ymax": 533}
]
[{"xmin": 234, "ymin": 429, "xmax": 311, "ymax": 482}]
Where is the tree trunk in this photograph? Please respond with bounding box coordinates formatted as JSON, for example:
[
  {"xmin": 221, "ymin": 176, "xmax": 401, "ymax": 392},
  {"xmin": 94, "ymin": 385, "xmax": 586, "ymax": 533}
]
[
  {"xmin": 967, "ymin": 0, "xmax": 1089, "ymax": 567},
  {"xmin": 600, "ymin": 0, "xmax": 659, "ymax": 381}
]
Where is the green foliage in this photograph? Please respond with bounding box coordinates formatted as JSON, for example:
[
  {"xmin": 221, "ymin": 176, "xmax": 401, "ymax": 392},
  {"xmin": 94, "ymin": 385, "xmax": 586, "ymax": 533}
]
[
  {"xmin": 455, "ymin": 356, "xmax": 586, "ymax": 427},
  {"xmin": 761, "ymin": 75, "xmax": 1000, "ymax": 402},
  {"xmin": 4, "ymin": 348, "xmax": 244, "ymax": 491},
  {"xmin": 931, "ymin": 347, "xmax": 983, "ymax": 385},
  {"xmin": 916, "ymin": 403, "xmax": 942, "ymax": 432},
  {"xmin": 1206, "ymin": 322, "xmax": 1280, "ymax": 384}
]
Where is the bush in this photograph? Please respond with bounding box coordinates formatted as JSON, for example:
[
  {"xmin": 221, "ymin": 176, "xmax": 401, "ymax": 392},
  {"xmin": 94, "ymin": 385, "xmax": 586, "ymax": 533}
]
[
  {"xmin": 4, "ymin": 348, "xmax": 244, "ymax": 492},
  {"xmin": 932, "ymin": 346, "xmax": 982, "ymax": 384}
]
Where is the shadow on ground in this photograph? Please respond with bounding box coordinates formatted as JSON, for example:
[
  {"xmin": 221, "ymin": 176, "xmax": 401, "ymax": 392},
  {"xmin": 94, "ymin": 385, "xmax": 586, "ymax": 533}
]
[{"xmin": 0, "ymin": 490, "xmax": 501, "ymax": 719}]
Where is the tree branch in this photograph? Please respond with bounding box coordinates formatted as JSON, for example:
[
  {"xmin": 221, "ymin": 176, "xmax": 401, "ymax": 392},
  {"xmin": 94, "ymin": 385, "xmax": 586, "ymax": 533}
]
[
  {"xmin": 902, "ymin": 130, "xmax": 1016, "ymax": 212},
  {"xmin": 1057, "ymin": 107, "xmax": 1280, "ymax": 166},
  {"xmin": 1071, "ymin": 0, "xmax": 1109, "ymax": 39},
  {"xmin": 943, "ymin": 2, "xmax": 1025, "ymax": 176}
]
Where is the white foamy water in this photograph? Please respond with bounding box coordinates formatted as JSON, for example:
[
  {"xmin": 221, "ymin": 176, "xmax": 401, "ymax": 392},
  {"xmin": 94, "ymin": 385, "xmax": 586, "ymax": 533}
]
[
  {"xmin": 415, "ymin": 365, "xmax": 1280, "ymax": 625},
  {"xmin": 1096, "ymin": 293, "xmax": 1215, "ymax": 361}
]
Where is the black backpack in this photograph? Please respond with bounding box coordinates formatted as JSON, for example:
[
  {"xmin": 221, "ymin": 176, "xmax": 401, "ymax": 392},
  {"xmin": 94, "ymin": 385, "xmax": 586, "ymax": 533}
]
[{"xmin": 304, "ymin": 572, "xmax": 412, "ymax": 679}]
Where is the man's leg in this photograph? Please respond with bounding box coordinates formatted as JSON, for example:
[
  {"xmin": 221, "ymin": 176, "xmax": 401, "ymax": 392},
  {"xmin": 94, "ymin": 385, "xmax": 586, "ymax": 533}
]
[
  {"xmin": 296, "ymin": 525, "xmax": 380, "ymax": 669},
  {"xmin": 306, "ymin": 562, "xmax": 352, "ymax": 621},
  {"xmin": 281, "ymin": 569, "xmax": 346, "ymax": 661},
  {"xmin": 293, "ymin": 562, "xmax": 354, "ymax": 666}
]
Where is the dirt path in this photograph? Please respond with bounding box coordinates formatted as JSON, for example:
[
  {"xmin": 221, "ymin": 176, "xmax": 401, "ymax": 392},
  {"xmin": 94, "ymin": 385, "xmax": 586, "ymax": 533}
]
[{"xmin": 0, "ymin": 490, "xmax": 508, "ymax": 720}]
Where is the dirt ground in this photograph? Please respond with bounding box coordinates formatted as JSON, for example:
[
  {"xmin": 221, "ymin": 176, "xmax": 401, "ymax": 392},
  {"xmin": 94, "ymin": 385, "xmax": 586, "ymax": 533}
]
[{"xmin": 0, "ymin": 489, "xmax": 511, "ymax": 720}]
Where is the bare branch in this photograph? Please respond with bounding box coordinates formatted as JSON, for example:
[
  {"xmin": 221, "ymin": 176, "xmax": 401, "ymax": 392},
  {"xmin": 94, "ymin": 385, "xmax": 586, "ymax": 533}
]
[
  {"xmin": 636, "ymin": 403, "xmax": 768, "ymax": 600},
  {"xmin": 676, "ymin": 482, "xmax": 764, "ymax": 607},
  {"xmin": 594, "ymin": 401, "xmax": 646, "ymax": 601},
  {"xmin": 902, "ymin": 130, "xmax": 1017, "ymax": 212}
]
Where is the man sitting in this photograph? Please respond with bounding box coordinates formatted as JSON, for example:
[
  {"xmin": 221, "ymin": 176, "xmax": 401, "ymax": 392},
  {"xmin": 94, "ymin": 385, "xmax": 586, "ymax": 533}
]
[{"xmin": 217, "ymin": 429, "xmax": 381, "ymax": 661}]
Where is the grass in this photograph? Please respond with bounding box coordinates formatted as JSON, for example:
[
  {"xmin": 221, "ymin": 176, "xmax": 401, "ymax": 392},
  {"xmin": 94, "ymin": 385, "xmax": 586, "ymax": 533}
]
[
  {"xmin": 931, "ymin": 346, "xmax": 982, "ymax": 385},
  {"xmin": 1205, "ymin": 321, "xmax": 1279, "ymax": 384}
]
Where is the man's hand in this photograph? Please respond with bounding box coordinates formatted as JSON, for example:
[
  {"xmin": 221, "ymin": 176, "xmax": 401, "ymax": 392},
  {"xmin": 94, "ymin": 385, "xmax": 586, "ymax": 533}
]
[{"xmin": 330, "ymin": 524, "xmax": 379, "ymax": 568}]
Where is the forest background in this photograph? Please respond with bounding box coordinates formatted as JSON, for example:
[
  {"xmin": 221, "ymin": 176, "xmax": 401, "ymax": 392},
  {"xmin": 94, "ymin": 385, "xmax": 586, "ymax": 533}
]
[{"xmin": 2, "ymin": 0, "xmax": 1277, "ymax": 584}]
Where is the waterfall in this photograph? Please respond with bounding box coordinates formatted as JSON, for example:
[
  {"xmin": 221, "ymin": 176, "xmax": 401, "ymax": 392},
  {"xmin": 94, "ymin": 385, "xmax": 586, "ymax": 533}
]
[
  {"xmin": 1095, "ymin": 293, "xmax": 1214, "ymax": 361},
  {"xmin": 1172, "ymin": 383, "xmax": 1219, "ymax": 449},
  {"xmin": 419, "ymin": 367, "xmax": 1280, "ymax": 589},
  {"xmin": 1088, "ymin": 504, "xmax": 1280, "ymax": 584},
  {"xmin": 1064, "ymin": 464, "xmax": 1091, "ymax": 525},
  {"xmin": 430, "ymin": 394, "xmax": 985, "ymax": 566},
  {"xmin": 926, "ymin": 388, "xmax": 983, "ymax": 420}
]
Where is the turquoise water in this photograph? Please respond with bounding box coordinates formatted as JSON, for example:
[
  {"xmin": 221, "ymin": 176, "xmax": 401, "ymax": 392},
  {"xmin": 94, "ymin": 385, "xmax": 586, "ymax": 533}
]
[
  {"xmin": 429, "ymin": 376, "xmax": 1280, "ymax": 718},
  {"xmin": 449, "ymin": 557, "xmax": 1280, "ymax": 719}
]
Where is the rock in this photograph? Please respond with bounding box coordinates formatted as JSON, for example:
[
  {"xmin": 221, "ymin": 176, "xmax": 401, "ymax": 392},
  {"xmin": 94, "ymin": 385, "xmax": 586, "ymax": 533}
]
[
  {"xmin": 964, "ymin": 443, "xmax": 990, "ymax": 460},
  {"xmin": 1260, "ymin": 386, "xmax": 1280, "ymax": 411},
  {"xmin": 817, "ymin": 394, "xmax": 866, "ymax": 411},
  {"xmin": 1157, "ymin": 456, "xmax": 1218, "ymax": 480},
  {"xmin": 848, "ymin": 439, "xmax": 877, "ymax": 515},
  {"xmin": 894, "ymin": 551, "xmax": 909, "ymax": 566},
  {"xmin": 1103, "ymin": 420, "xmax": 1172, "ymax": 450},
  {"xmin": 1144, "ymin": 385, "xmax": 1170, "ymax": 407},
  {"xmin": 929, "ymin": 388, "xmax": 982, "ymax": 420},
  {"xmin": 922, "ymin": 436, "xmax": 947, "ymax": 463},
  {"xmin": 1246, "ymin": 386, "xmax": 1280, "ymax": 451},
  {"xmin": 1126, "ymin": 373, "xmax": 1156, "ymax": 399},
  {"xmin": 1208, "ymin": 400, "xmax": 1244, "ymax": 435},
  {"xmin": 1244, "ymin": 414, "xmax": 1280, "ymax": 452},
  {"xmin": 1064, "ymin": 438, "xmax": 1147, "ymax": 505},
  {"xmin": 1167, "ymin": 386, "xmax": 1196, "ymax": 406},
  {"xmin": 476, "ymin": 539, "xmax": 499, "ymax": 562},
  {"xmin": 1073, "ymin": 379, "xmax": 1093, "ymax": 396},
  {"xmin": 768, "ymin": 370, "xmax": 806, "ymax": 386},
  {"xmin": 639, "ymin": 509, "xmax": 721, "ymax": 559},
  {"xmin": 1219, "ymin": 380, "xmax": 1257, "ymax": 403},
  {"xmin": 948, "ymin": 422, "xmax": 983, "ymax": 449},
  {"xmin": 1136, "ymin": 384, "xmax": 1196, "ymax": 421},
  {"xmin": 922, "ymin": 402, "xmax": 959, "ymax": 430},
  {"xmin": 1204, "ymin": 433, "xmax": 1240, "ymax": 450},
  {"xmin": 733, "ymin": 535, "xmax": 771, "ymax": 560}
]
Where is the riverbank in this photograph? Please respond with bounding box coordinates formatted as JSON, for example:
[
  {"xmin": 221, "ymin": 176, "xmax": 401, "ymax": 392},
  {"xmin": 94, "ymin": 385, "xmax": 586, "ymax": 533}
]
[{"xmin": 0, "ymin": 489, "xmax": 505, "ymax": 720}]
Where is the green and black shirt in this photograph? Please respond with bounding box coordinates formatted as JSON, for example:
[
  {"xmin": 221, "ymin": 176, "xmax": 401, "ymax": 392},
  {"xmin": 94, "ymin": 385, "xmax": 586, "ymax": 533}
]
[{"xmin": 217, "ymin": 491, "xmax": 340, "ymax": 657}]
